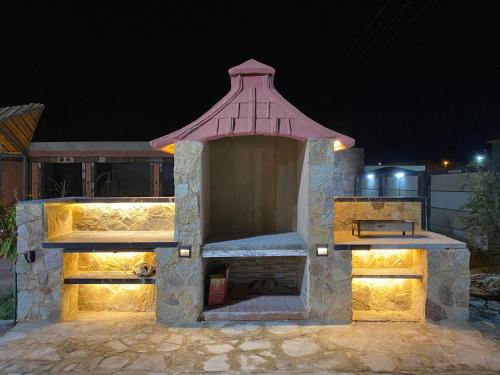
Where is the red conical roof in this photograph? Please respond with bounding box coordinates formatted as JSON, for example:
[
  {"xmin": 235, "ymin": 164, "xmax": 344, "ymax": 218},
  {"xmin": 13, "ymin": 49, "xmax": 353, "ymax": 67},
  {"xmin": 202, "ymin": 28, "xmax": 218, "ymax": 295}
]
[{"xmin": 151, "ymin": 59, "xmax": 355, "ymax": 153}]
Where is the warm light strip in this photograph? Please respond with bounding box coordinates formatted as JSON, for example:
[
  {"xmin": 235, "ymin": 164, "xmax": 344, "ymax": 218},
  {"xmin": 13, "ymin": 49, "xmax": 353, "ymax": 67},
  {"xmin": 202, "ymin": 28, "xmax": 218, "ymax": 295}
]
[
  {"xmin": 89, "ymin": 252, "xmax": 143, "ymax": 260},
  {"xmin": 353, "ymin": 277, "xmax": 408, "ymax": 286},
  {"xmin": 352, "ymin": 249, "xmax": 410, "ymax": 257},
  {"xmin": 71, "ymin": 202, "xmax": 173, "ymax": 209},
  {"xmin": 82, "ymin": 284, "xmax": 146, "ymax": 291}
]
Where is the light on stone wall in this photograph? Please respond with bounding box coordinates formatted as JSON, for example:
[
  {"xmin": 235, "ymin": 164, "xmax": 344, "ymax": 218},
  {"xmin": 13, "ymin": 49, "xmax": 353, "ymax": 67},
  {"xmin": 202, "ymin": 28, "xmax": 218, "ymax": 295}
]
[
  {"xmin": 161, "ymin": 143, "xmax": 175, "ymax": 155},
  {"xmin": 316, "ymin": 244, "xmax": 329, "ymax": 257},
  {"xmin": 179, "ymin": 245, "xmax": 192, "ymax": 258},
  {"xmin": 333, "ymin": 140, "xmax": 345, "ymax": 152},
  {"xmin": 352, "ymin": 249, "xmax": 415, "ymax": 269}
]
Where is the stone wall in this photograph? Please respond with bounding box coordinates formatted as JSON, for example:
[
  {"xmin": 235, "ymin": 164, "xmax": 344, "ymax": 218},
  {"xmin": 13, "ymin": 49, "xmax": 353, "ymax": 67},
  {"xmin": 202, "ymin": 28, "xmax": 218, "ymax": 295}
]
[
  {"xmin": 334, "ymin": 200, "xmax": 422, "ymax": 232},
  {"xmin": 156, "ymin": 141, "xmax": 205, "ymax": 322},
  {"xmin": 16, "ymin": 201, "xmax": 62, "ymax": 322},
  {"xmin": 307, "ymin": 142, "xmax": 363, "ymax": 320},
  {"xmin": 426, "ymin": 247, "xmax": 470, "ymax": 322},
  {"xmin": 45, "ymin": 202, "xmax": 175, "ymax": 238},
  {"xmin": 71, "ymin": 203, "xmax": 175, "ymax": 232}
]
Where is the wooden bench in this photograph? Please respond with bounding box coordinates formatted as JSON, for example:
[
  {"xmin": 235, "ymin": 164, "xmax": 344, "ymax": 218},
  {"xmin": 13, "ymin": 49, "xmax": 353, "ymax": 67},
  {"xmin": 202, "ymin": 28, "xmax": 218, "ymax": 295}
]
[{"xmin": 352, "ymin": 220, "xmax": 415, "ymax": 237}]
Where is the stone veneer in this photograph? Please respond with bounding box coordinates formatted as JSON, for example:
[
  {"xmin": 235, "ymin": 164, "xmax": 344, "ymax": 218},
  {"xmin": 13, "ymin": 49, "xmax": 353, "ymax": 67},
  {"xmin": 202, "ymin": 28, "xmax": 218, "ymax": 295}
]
[
  {"xmin": 426, "ymin": 248, "xmax": 470, "ymax": 321},
  {"xmin": 306, "ymin": 141, "xmax": 364, "ymax": 320},
  {"xmin": 334, "ymin": 200, "xmax": 422, "ymax": 232},
  {"xmin": 156, "ymin": 141, "xmax": 205, "ymax": 322},
  {"xmin": 16, "ymin": 201, "xmax": 62, "ymax": 321},
  {"xmin": 45, "ymin": 201, "xmax": 175, "ymax": 240}
]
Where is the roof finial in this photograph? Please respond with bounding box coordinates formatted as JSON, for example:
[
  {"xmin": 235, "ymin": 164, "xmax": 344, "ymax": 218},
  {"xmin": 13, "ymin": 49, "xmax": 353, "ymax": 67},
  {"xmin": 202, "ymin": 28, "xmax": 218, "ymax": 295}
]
[{"xmin": 228, "ymin": 59, "xmax": 275, "ymax": 76}]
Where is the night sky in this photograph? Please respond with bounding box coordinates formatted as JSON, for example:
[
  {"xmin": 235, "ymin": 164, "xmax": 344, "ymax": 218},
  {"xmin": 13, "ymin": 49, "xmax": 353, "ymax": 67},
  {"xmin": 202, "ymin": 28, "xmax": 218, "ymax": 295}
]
[{"xmin": 1, "ymin": 1, "xmax": 499, "ymax": 164}]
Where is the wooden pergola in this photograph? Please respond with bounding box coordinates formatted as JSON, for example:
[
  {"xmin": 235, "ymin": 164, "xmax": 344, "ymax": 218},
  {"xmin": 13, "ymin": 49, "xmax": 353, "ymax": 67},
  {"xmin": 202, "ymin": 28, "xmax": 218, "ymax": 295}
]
[{"xmin": 0, "ymin": 103, "xmax": 44, "ymax": 204}]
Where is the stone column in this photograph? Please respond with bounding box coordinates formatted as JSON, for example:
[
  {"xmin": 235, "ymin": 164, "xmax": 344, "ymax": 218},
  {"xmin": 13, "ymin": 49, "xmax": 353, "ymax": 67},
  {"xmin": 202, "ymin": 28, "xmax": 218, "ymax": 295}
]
[
  {"xmin": 307, "ymin": 142, "xmax": 363, "ymax": 320},
  {"xmin": 16, "ymin": 201, "xmax": 62, "ymax": 322},
  {"xmin": 426, "ymin": 247, "xmax": 470, "ymax": 322},
  {"xmin": 156, "ymin": 141, "xmax": 205, "ymax": 323}
]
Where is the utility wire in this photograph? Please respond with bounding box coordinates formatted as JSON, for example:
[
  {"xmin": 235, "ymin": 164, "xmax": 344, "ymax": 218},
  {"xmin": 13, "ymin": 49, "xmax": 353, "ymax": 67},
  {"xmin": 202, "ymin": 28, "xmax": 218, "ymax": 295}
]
[
  {"xmin": 365, "ymin": 0, "xmax": 434, "ymax": 64},
  {"xmin": 337, "ymin": 0, "xmax": 393, "ymax": 72},
  {"xmin": 351, "ymin": 0, "xmax": 414, "ymax": 67}
]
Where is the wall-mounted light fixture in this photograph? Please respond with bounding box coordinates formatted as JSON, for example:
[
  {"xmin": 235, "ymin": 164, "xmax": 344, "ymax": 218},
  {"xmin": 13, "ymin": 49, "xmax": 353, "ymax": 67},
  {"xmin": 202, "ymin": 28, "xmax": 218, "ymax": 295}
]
[
  {"xmin": 178, "ymin": 245, "xmax": 192, "ymax": 258},
  {"xmin": 366, "ymin": 173, "xmax": 375, "ymax": 180},
  {"xmin": 24, "ymin": 250, "xmax": 36, "ymax": 263},
  {"xmin": 316, "ymin": 244, "xmax": 329, "ymax": 257}
]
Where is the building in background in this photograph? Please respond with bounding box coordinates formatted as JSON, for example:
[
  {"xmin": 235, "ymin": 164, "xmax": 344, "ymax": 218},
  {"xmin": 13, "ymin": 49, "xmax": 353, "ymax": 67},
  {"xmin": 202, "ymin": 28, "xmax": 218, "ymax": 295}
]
[
  {"xmin": 357, "ymin": 165, "xmax": 428, "ymax": 198},
  {"xmin": 28, "ymin": 142, "xmax": 173, "ymax": 199},
  {"xmin": 0, "ymin": 103, "xmax": 174, "ymax": 204}
]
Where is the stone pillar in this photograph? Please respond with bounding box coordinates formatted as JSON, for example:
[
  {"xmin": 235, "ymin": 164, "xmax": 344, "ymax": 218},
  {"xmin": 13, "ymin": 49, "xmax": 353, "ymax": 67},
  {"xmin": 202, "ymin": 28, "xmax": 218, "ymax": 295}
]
[
  {"xmin": 16, "ymin": 202, "xmax": 62, "ymax": 322},
  {"xmin": 331, "ymin": 148, "xmax": 364, "ymax": 197},
  {"xmin": 426, "ymin": 247, "xmax": 470, "ymax": 322},
  {"xmin": 156, "ymin": 141, "xmax": 204, "ymax": 322},
  {"xmin": 307, "ymin": 141, "xmax": 364, "ymax": 320}
]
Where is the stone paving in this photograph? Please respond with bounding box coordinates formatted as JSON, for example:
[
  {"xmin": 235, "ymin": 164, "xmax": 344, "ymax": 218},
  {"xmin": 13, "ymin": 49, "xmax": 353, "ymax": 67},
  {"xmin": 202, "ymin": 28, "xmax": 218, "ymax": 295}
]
[{"xmin": 0, "ymin": 318, "xmax": 500, "ymax": 374}]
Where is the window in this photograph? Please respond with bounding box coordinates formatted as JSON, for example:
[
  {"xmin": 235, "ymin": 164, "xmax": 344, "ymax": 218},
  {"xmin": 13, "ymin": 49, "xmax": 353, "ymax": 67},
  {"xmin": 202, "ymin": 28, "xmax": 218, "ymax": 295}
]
[
  {"xmin": 41, "ymin": 163, "xmax": 83, "ymax": 198},
  {"xmin": 94, "ymin": 163, "xmax": 151, "ymax": 197}
]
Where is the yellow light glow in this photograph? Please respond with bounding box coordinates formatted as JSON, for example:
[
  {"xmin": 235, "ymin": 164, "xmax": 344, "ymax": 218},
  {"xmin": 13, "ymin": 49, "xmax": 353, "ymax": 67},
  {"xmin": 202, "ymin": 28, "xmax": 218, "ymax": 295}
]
[
  {"xmin": 179, "ymin": 248, "xmax": 191, "ymax": 257},
  {"xmin": 77, "ymin": 284, "xmax": 156, "ymax": 312},
  {"xmin": 352, "ymin": 249, "xmax": 418, "ymax": 270},
  {"xmin": 161, "ymin": 143, "xmax": 175, "ymax": 155},
  {"xmin": 333, "ymin": 140, "xmax": 346, "ymax": 152},
  {"xmin": 91, "ymin": 252, "xmax": 139, "ymax": 260},
  {"xmin": 73, "ymin": 202, "xmax": 172, "ymax": 209},
  {"xmin": 75, "ymin": 252, "xmax": 156, "ymax": 273},
  {"xmin": 353, "ymin": 249, "xmax": 409, "ymax": 258},
  {"xmin": 352, "ymin": 277, "xmax": 407, "ymax": 286}
]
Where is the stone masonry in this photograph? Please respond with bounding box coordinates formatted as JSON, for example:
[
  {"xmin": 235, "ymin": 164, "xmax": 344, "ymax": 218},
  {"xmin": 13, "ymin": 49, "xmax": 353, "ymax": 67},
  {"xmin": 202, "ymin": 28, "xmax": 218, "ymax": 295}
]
[
  {"xmin": 16, "ymin": 202, "xmax": 62, "ymax": 322},
  {"xmin": 156, "ymin": 141, "xmax": 205, "ymax": 322},
  {"xmin": 307, "ymin": 141, "xmax": 364, "ymax": 320},
  {"xmin": 426, "ymin": 247, "xmax": 470, "ymax": 321}
]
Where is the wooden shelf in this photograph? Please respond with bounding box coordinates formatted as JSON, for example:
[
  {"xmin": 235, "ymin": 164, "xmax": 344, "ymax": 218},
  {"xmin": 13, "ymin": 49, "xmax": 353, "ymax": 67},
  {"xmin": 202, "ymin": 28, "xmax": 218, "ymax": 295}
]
[
  {"xmin": 43, "ymin": 230, "xmax": 177, "ymax": 250},
  {"xmin": 63, "ymin": 249, "xmax": 156, "ymax": 253},
  {"xmin": 352, "ymin": 267, "xmax": 423, "ymax": 280},
  {"xmin": 64, "ymin": 271, "xmax": 155, "ymax": 285}
]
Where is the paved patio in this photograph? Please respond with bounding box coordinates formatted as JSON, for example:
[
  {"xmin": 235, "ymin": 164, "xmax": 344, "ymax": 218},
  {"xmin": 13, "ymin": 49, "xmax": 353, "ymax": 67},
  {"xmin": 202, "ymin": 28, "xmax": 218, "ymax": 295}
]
[{"xmin": 0, "ymin": 317, "xmax": 499, "ymax": 374}]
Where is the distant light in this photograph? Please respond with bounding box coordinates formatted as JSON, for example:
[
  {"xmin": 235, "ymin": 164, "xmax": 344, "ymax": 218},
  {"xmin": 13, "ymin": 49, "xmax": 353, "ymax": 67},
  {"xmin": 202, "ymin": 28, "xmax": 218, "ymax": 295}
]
[
  {"xmin": 395, "ymin": 172, "xmax": 405, "ymax": 178},
  {"xmin": 443, "ymin": 160, "xmax": 449, "ymax": 168},
  {"xmin": 476, "ymin": 155, "xmax": 485, "ymax": 163},
  {"xmin": 366, "ymin": 173, "xmax": 375, "ymax": 180},
  {"xmin": 378, "ymin": 162, "xmax": 382, "ymax": 166}
]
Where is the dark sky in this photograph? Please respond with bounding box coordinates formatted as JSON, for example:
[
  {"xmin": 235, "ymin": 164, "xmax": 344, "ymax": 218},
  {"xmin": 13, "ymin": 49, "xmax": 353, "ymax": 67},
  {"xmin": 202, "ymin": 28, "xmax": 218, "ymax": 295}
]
[{"xmin": 1, "ymin": 1, "xmax": 499, "ymax": 163}]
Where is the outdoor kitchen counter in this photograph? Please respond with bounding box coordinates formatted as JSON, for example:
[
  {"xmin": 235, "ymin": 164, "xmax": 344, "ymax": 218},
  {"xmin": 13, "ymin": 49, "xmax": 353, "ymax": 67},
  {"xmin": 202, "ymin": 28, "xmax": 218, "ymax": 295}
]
[
  {"xmin": 43, "ymin": 230, "xmax": 177, "ymax": 249},
  {"xmin": 333, "ymin": 230, "xmax": 466, "ymax": 250},
  {"xmin": 202, "ymin": 232, "xmax": 308, "ymax": 257}
]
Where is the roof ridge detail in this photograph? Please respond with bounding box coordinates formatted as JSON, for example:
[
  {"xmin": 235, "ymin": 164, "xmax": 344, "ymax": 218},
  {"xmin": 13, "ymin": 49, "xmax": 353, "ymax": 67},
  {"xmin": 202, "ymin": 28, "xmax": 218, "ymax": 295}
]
[{"xmin": 150, "ymin": 60, "xmax": 354, "ymax": 153}]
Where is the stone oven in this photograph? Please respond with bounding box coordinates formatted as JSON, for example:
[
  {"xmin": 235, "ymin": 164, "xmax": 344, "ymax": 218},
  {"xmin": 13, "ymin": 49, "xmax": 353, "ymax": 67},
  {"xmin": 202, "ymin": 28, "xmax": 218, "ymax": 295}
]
[{"xmin": 15, "ymin": 59, "xmax": 470, "ymax": 324}]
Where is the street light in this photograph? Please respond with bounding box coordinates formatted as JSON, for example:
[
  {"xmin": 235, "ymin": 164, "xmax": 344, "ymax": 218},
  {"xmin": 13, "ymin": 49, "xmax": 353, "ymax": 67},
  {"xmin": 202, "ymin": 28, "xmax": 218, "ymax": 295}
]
[
  {"xmin": 476, "ymin": 155, "xmax": 485, "ymax": 163},
  {"xmin": 443, "ymin": 160, "xmax": 449, "ymax": 168}
]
